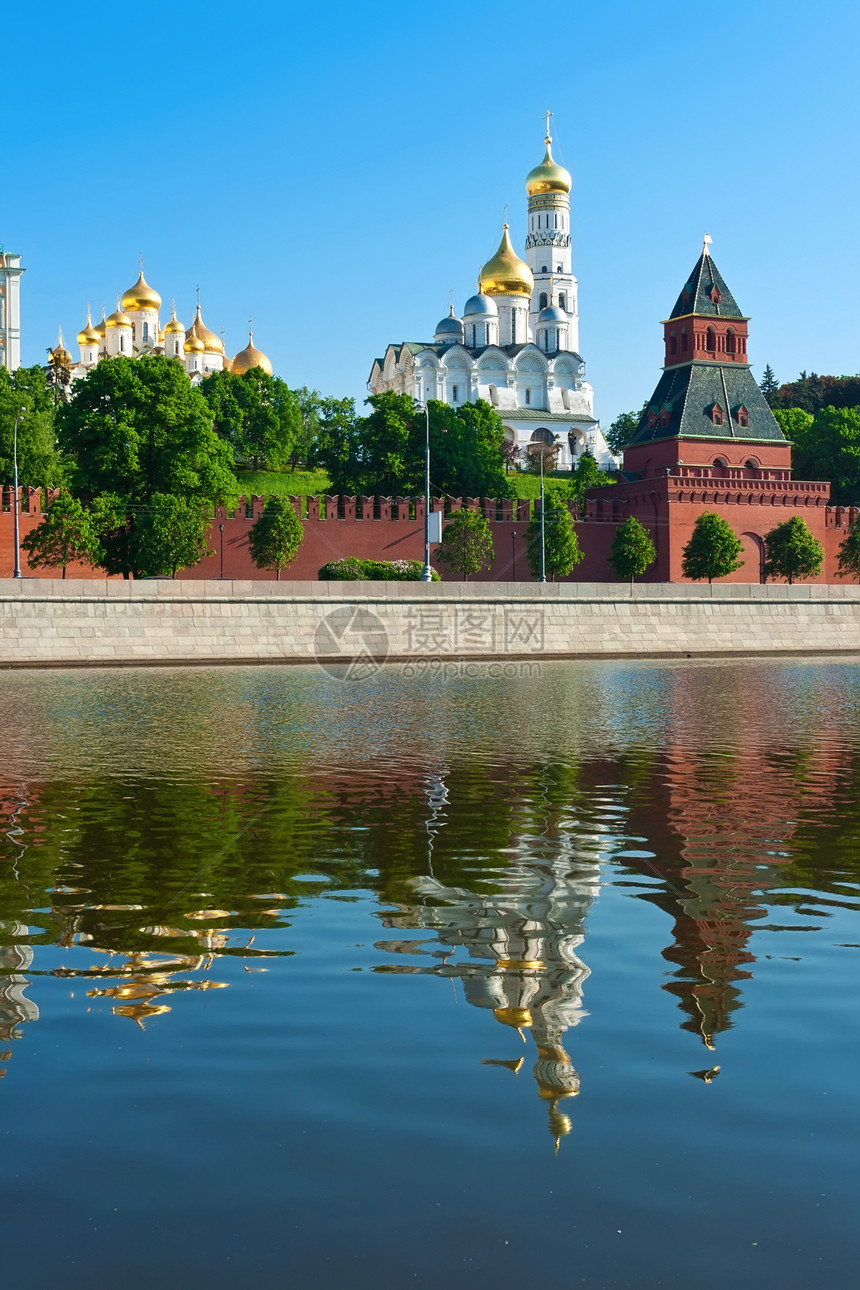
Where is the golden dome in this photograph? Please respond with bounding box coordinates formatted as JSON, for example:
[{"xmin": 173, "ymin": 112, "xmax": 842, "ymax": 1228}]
[
  {"xmin": 184, "ymin": 328, "xmax": 205, "ymax": 354},
  {"xmin": 164, "ymin": 304, "xmax": 185, "ymax": 334},
  {"xmin": 50, "ymin": 330, "xmax": 72, "ymax": 367},
  {"xmin": 222, "ymin": 353, "xmax": 233, "ymax": 372},
  {"xmin": 525, "ymin": 137, "xmax": 571, "ymax": 196},
  {"xmin": 95, "ymin": 312, "xmax": 107, "ymax": 340},
  {"xmin": 106, "ymin": 307, "xmax": 133, "ymax": 329},
  {"xmin": 121, "ymin": 269, "xmax": 162, "ymax": 314},
  {"xmin": 231, "ymin": 330, "xmax": 273, "ymax": 376},
  {"xmin": 77, "ymin": 309, "xmax": 100, "ymax": 347},
  {"xmin": 188, "ymin": 305, "xmax": 223, "ymax": 354},
  {"xmin": 480, "ymin": 225, "xmax": 534, "ymax": 298}
]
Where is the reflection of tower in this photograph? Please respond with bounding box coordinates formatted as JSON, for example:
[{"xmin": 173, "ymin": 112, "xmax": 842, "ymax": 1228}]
[
  {"xmin": 377, "ymin": 851, "xmax": 598, "ymax": 1149},
  {"xmin": 0, "ymin": 923, "xmax": 39, "ymax": 1080}
]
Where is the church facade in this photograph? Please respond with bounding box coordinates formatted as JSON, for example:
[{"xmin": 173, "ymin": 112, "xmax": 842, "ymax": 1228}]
[{"xmin": 368, "ymin": 125, "xmax": 615, "ymax": 471}]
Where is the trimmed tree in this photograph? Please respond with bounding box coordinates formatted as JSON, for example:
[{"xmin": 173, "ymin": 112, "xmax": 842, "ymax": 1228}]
[
  {"xmin": 248, "ymin": 496, "xmax": 303, "ymax": 580},
  {"xmin": 436, "ymin": 509, "xmax": 494, "ymax": 580},
  {"xmin": 681, "ymin": 512, "xmax": 744, "ymax": 583},
  {"xmin": 836, "ymin": 522, "xmax": 860, "ymax": 580},
  {"xmin": 609, "ymin": 516, "xmax": 656, "ymax": 584},
  {"xmin": 20, "ymin": 493, "xmax": 99, "ymax": 578},
  {"xmin": 763, "ymin": 515, "xmax": 824, "ymax": 584},
  {"xmin": 134, "ymin": 494, "xmax": 214, "ymax": 578},
  {"xmin": 527, "ymin": 492, "xmax": 584, "ymax": 580}
]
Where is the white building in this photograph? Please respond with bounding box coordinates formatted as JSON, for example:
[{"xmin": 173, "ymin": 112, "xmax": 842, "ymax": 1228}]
[
  {"xmin": 49, "ymin": 265, "xmax": 272, "ymax": 388},
  {"xmin": 0, "ymin": 248, "xmax": 24, "ymax": 371},
  {"xmin": 369, "ymin": 125, "xmax": 615, "ymax": 471}
]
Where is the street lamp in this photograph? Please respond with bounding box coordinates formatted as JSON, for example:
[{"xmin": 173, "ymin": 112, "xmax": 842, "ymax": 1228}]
[
  {"xmin": 12, "ymin": 406, "xmax": 25, "ymax": 579},
  {"xmin": 539, "ymin": 442, "xmax": 547, "ymax": 584},
  {"xmin": 219, "ymin": 522, "xmax": 225, "ymax": 579},
  {"xmin": 511, "ymin": 529, "xmax": 517, "ymax": 582},
  {"xmin": 419, "ymin": 400, "xmax": 432, "ymax": 582}
]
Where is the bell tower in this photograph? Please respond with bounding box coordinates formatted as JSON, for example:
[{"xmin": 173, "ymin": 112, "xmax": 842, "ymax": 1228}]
[
  {"xmin": 0, "ymin": 246, "xmax": 24, "ymax": 371},
  {"xmin": 524, "ymin": 114, "xmax": 579, "ymax": 354}
]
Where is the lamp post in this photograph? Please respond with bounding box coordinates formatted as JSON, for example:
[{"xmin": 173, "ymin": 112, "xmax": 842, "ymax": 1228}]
[
  {"xmin": 219, "ymin": 522, "xmax": 225, "ymax": 579},
  {"xmin": 420, "ymin": 400, "xmax": 432, "ymax": 583},
  {"xmin": 511, "ymin": 529, "xmax": 517, "ymax": 582},
  {"xmin": 12, "ymin": 406, "xmax": 25, "ymax": 579},
  {"xmin": 539, "ymin": 444, "xmax": 547, "ymax": 584}
]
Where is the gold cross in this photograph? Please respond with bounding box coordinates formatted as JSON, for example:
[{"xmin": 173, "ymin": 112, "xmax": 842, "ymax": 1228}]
[{"xmin": 543, "ymin": 109, "xmax": 553, "ymax": 140}]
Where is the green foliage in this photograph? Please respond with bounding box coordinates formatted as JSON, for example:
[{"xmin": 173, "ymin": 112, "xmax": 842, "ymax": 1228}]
[
  {"xmin": 20, "ymin": 493, "xmax": 99, "ymax": 578},
  {"xmin": 0, "ymin": 365, "xmax": 63, "ymax": 486},
  {"xmin": 604, "ymin": 408, "xmax": 643, "ymax": 456},
  {"xmin": 759, "ymin": 364, "xmax": 780, "ymax": 405},
  {"xmin": 290, "ymin": 387, "xmax": 324, "ymax": 469},
  {"xmin": 319, "ymin": 558, "xmax": 438, "ymax": 581},
  {"xmin": 681, "ymin": 511, "xmax": 744, "ymax": 583},
  {"xmin": 247, "ymin": 496, "xmax": 303, "ymax": 579},
  {"xmin": 200, "ymin": 367, "xmax": 301, "ymax": 470},
  {"xmin": 569, "ymin": 451, "xmax": 615, "ymax": 504},
  {"xmin": 781, "ymin": 405, "xmax": 860, "ymax": 506},
  {"xmin": 500, "ymin": 437, "xmax": 521, "ymax": 473},
  {"xmin": 609, "ymin": 516, "xmax": 657, "ymax": 582},
  {"xmin": 59, "ymin": 354, "xmax": 237, "ymax": 505},
  {"xmin": 772, "ymin": 372, "xmax": 860, "ymax": 415},
  {"xmin": 836, "ymin": 522, "xmax": 860, "ymax": 580},
  {"xmin": 763, "ymin": 515, "xmax": 824, "ymax": 584},
  {"xmin": 437, "ymin": 509, "xmax": 495, "ymax": 580},
  {"xmin": 235, "ymin": 467, "xmax": 332, "ymax": 499},
  {"xmin": 313, "ymin": 393, "xmax": 511, "ymax": 499},
  {"xmin": 527, "ymin": 491, "xmax": 583, "ymax": 580},
  {"xmin": 524, "ymin": 440, "xmax": 560, "ymax": 474},
  {"xmin": 133, "ymin": 494, "xmax": 214, "ymax": 578}
]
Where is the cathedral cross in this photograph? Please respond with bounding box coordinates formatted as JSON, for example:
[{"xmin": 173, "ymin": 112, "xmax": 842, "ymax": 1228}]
[{"xmin": 544, "ymin": 109, "xmax": 553, "ymax": 140}]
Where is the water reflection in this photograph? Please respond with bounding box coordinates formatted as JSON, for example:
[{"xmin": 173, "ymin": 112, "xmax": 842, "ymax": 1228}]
[{"xmin": 0, "ymin": 924, "xmax": 39, "ymax": 1078}]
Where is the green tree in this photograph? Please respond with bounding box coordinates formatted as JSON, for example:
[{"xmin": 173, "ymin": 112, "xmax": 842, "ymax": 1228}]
[
  {"xmin": 568, "ymin": 451, "xmax": 615, "ymax": 508},
  {"xmin": 836, "ymin": 522, "xmax": 860, "ymax": 580},
  {"xmin": 201, "ymin": 368, "xmax": 301, "ymax": 470},
  {"xmin": 763, "ymin": 515, "xmax": 824, "ymax": 584},
  {"xmin": 431, "ymin": 400, "xmax": 510, "ymax": 498},
  {"xmin": 248, "ymin": 496, "xmax": 304, "ymax": 580},
  {"xmin": 20, "ymin": 493, "xmax": 99, "ymax": 578},
  {"xmin": 500, "ymin": 437, "xmax": 520, "ymax": 473},
  {"xmin": 784, "ymin": 406, "xmax": 860, "ymax": 506},
  {"xmin": 759, "ymin": 364, "xmax": 780, "ymax": 406},
  {"xmin": 772, "ymin": 373, "xmax": 860, "ymax": 414},
  {"xmin": 604, "ymin": 408, "xmax": 643, "ymax": 456},
  {"xmin": 527, "ymin": 492, "xmax": 583, "ymax": 580},
  {"xmin": 0, "ymin": 365, "xmax": 63, "ymax": 486},
  {"xmin": 436, "ymin": 509, "xmax": 495, "ymax": 580},
  {"xmin": 609, "ymin": 516, "xmax": 656, "ymax": 583},
  {"xmin": 681, "ymin": 511, "xmax": 744, "ymax": 583},
  {"xmin": 290, "ymin": 387, "xmax": 323, "ymax": 469},
  {"xmin": 59, "ymin": 354, "xmax": 237, "ymax": 505},
  {"xmin": 133, "ymin": 494, "xmax": 214, "ymax": 578},
  {"xmin": 311, "ymin": 395, "xmax": 361, "ymax": 489}
]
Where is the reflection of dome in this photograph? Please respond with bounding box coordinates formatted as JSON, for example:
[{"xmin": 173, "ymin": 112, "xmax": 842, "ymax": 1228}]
[
  {"xmin": 121, "ymin": 270, "xmax": 162, "ymax": 314},
  {"xmin": 525, "ymin": 138, "xmax": 571, "ymax": 196},
  {"xmin": 493, "ymin": 1005, "xmax": 532, "ymax": 1041},
  {"xmin": 463, "ymin": 291, "xmax": 498, "ymax": 318},
  {"xmin": 231, "ymin": 330, "xmax": 273, "ymax": 376},
  {"xmin": 480, "ymin": 225, "xmax": 533, "ymax": 298}
]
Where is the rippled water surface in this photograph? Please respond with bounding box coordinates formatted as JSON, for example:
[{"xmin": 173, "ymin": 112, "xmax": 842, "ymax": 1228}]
[{"xmin": 1, "ymin": 659, "xmax": 859, "ymax": 1288}]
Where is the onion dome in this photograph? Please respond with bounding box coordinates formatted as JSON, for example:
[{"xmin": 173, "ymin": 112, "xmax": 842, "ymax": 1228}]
[
  {"xmin": 50, "ymin": 330, "xmax": 72, "ymax": 368},
  {"xmin": 163, "ymin": 304, "xmax": 185, "ymax": 334},
  {"xmin": 434, "ymin": 305, "xmax": 464, "ymax": 343},
  {"xmin": 184, "ymin": 327, "xmax": 205, "ymax": 354},
  {"xmin": 95, "ymin": 311, "xmax": 107, "ymax": 340},
  {"xmin": 463, "ymin": 290, "xmax": 498, "ymax": 318},
  {"xmin": 525, "ymin": 137, "xmax": 571, "ymax": 196},
  {"xmin": 188, "ymin": 304, "xmax": 223, "ymax": 354},
  {"xmin": 106, "ymin": 306, "xmax": 133, "ymax": 329},
  {"xmin": 222, "ymin": 354, "xmax": 233, "ymax": 373},
  {"xmin": 538, "ymin": 304, "xmax": 567, "ymax": 324},
  {"xmin": 480, "ymin": 225, "xmax": 534, "ymax": 298},
  {"xmin": 77, "ymin": 309, "xmax": 100, "ymax": 347},
  {"xmin": 121, "ymin": 269, "xmax": 162, "ymax": 314},
  {"xmin": 231, "ymin": 329, "xmax": 273, "ymax": 376}
]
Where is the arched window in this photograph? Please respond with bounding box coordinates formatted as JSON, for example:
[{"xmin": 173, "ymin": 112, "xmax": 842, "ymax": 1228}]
[
  {"xmin": 726, "ymin": 329, "xmax": 736, "ymax": 354},
  {"xmin": 142, "ymin": 322, "xmax": 149, "ymax": 343},
  {"xmin": 681, "ymin": 330, "xmax": 688, "ymax": 352},
  {"xmin": 531, "ymin": 427, "xmax": 554, "ymax": 444},
  {"xmin": 556, "ymin": 264, "xmax": 562, "ymax": 273},
  {"xmin": 745, "ymin": 458, "xmax": 759, "ymax": 470},
  {"xmin": 558, "ymin": 293, "xmax": 566, "ymax": 310},
  {"xmin": 713, "ymin": 456, "xmax": 728, "ymax": 468},
  {"xmin": 120, "ymin": 336, "xmax": 126, "ymax": 352},
  {"xmin": 539, "ymin": 292, "xmax": 548, "ymax": 310},
  {"xmin": 706, "ymin": 327, "xmax": 716, "ymax": 352},
  {"xmin": 669, "ymin": 333, "xmax": 677, "ymax": 356},
  {"xmin": 541, "ymin": 265, "xmax": 547, "ymax": 273}
]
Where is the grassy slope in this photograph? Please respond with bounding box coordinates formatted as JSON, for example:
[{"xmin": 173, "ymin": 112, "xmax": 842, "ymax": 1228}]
[{"xmin": 236, "ymin": 468, "xmax": 578, "ymax": 501}]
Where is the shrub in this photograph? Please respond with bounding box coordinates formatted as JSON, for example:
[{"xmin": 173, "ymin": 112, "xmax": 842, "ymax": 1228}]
[{"xmin": 319, "ymin": 558, "xmax": 439, "ymax": 581}]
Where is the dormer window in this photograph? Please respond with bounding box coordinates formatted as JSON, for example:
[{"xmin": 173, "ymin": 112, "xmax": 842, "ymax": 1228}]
[
  {"xmin": 709, "ymin": 285, "xmax": 722, "ymax": 305},
  {"xmin": 735, "ymin": 405, "xmax": 750, "ymax": 428},
  {"xmin": 681, "ymin": 284, "xmax": 692, "ymax": 306},
  {"xmin": 658, "ymin": 402, "xmax": 673, "ymax": 428},
  {"xmin": 707, "ymin": 403, "xmax": 724, "ymax": 426},
  {"xmin": 647, "ymin": 406, "xmax": 659, "ymax": 429}
]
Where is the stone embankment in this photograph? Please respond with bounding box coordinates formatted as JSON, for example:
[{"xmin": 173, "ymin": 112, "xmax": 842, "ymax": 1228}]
[{"xmin": 0, "ymin": 580, "xmax": 857, "ymax": 668}]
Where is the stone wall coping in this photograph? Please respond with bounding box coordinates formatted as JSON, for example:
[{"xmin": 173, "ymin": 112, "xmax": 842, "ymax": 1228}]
[{"xmin": 0, "ymin": 578, "xmax": 859, "ymax": 604}]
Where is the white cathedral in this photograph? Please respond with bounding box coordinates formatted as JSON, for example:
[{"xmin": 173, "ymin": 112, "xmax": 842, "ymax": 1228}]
[{"xmin": 369, "ymin": 123, "xmax": 615, "ymax": 471}]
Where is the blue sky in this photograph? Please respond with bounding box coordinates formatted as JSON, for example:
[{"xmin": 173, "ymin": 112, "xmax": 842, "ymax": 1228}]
[{"xmin": 6, "ymin": 0, "xmax": 859, "ymax": 426}]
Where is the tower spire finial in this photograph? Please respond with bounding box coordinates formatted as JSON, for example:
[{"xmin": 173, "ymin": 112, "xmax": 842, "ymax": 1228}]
[
  {"xmin": 139, "ymin": 252, "xmax": 144, "ymax": 274},
  {"xmin": 503, "ymin": 202, "xmax": 509, "ymax": 228},
  {"xmin": 543, "ymin": 108, "xmax": 553, "ymax": 142},
  {"xmin": 702, "ymin": 233, "xmax": 713, "ymax": 257},
  {"xmin": 248, "ymin": 315, "xmax": 253, "ymax": 341}
]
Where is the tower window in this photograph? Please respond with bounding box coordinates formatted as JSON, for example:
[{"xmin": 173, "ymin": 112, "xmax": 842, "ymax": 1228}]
[
  {"xmin": 541, "ymin": 265, "xmax": 547, "ymax": 273},
  {"xmin": 681, "ymin": 330, "xmax": 688, "ymax": 352},
  {"xmin": 708, "ymin": 403, "xmax": 724, "ymax": 426},
  {"xmin": 669, "ymin": 333, "xmax": 677, "ymax": 356},
  {"xmin": 726, "ymin": 329, "xmax": 736, "ymax": 354},
  {"xmin": 736, "ymin": 405, "xmax": 750, "ymax": 428},
  {"xmin": 706, "ymin": 327, "xmax": 716, "ymax": 352},
  {"xmin": 452, "ymin": 385, "xmax": 459, "ymax": 402},
  {"xmin": 558, "ymin": 293, "xmax": 566, "ymax": 310},
  {"xmin": 539, "ymin": 292, "xmax": 548, "ymax": 310},
  {"xmin": 556, "ymin": 264, "xmax": 562, "ymax": 272},
  {"xmin": 143, "ymin": 322, "xmax": 149, "ymax": 343},
  {"xmin": 511, "ymin": 312, "xmax": 516, "ymax": 344},
  {"xmin": 525, "ymin": 388, "xmax": 531, "ymax": 405}
]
